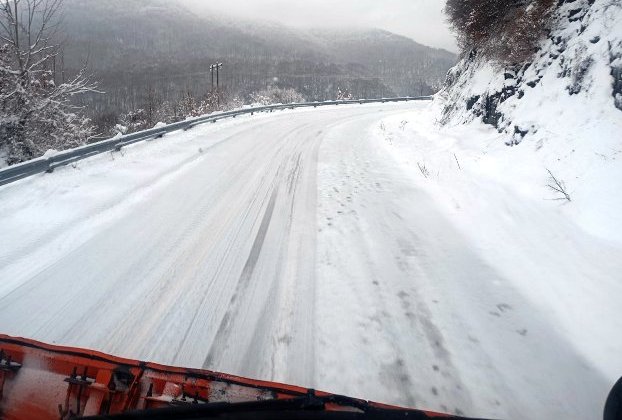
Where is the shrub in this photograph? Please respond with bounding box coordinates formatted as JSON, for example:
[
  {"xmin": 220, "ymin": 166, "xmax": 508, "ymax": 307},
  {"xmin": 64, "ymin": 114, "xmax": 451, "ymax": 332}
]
[
  {"xmin": 445, "ymin": 0, "xmax": 556, "ymax": 63},
  {"xmin": 249, "ymin": 87, "xmax": 305, "ymax": 105}
]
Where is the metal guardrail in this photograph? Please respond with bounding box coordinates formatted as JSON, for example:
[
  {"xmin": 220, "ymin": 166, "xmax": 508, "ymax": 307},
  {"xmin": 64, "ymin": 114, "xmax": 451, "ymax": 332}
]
[{"xmin": 0, "ymin": 96, "xmax": 432, "ymax": 187}]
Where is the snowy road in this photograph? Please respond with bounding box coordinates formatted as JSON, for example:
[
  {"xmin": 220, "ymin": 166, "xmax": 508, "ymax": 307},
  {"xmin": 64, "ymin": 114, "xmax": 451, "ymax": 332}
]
[{"xmin": 0, "ymin": 103, "xmax": 618, "ymax": 419}]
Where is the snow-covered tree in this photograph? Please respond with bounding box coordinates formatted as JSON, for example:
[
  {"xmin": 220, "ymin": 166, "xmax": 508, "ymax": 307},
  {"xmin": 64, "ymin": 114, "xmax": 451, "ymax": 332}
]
[
  {"xmin": 178, "ymin": 90, "xmax": 198, "ymax": 118},
  {"xmin": 222, "ymin": 94, "xmax": 244, "ymax": 111},
  {"xmin": 117, "ymin": 108, "xmax": 149, "ymax": 134},
  {"xmin": 0, "ymin": 0, "xmax": 98, "ymax": 165},
  {"xmin": 175, "ymin": 89, "xmax": 229, "ymax": 118},
  {"xmin": 336, "ymin": 87, "xmax": 353, "ymax": 100},
  {"xmin": 249, "ymin": 86, "xmax": 305, "ymax": 105},
  {"xmin": 114, "ymin": 87, "xmax": 243, "ymax": 136}
]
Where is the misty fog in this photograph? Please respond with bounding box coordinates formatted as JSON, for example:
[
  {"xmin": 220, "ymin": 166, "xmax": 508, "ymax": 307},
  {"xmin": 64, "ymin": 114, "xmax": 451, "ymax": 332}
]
[{"xmin": 178, "ymin": 0, "xmax": 458, "ymax": 53}]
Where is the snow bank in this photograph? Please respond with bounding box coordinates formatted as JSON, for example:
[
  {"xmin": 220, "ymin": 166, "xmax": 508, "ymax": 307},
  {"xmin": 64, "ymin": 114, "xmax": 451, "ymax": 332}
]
[
  {"xmin": 41, "ymin": 149, "xmax": 60, "ymax": 159},
  {"xmin": 423, "ymin": 0, "xmax": 622, "ymax": 384},
  {"xmin": 374, "ymin": 102, "xmax": 622, "ymax": 395}
]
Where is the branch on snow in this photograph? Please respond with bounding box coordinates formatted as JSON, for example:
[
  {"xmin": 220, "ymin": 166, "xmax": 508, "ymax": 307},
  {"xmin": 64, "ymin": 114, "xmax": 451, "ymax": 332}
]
[{"xmin": 546, "ymin": 169, "xmax": 571, "ymax": 202}]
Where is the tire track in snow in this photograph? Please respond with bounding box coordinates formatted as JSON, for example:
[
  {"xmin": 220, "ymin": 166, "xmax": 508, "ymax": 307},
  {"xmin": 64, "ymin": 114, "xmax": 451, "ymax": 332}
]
[
  {"xmin": 0, "ymin": 126, "xmax": 259, "ymax": 299},
  {"xmin": 202, "ymin": 187, "xmax": 279, "ymax": 369},
  {"xmin": 0, "ymin": 103, "xmax": 423, "ymax": 394},
  {"xmin": 160, "ymin": 123, "xmax": 313, "ymax": 365}
]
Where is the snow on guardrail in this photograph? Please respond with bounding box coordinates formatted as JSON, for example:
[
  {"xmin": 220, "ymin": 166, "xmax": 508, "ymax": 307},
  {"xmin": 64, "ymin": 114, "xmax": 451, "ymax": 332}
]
[{"xmin": 0, "ymin": 96, "xmax": 432, "ymax": 187}]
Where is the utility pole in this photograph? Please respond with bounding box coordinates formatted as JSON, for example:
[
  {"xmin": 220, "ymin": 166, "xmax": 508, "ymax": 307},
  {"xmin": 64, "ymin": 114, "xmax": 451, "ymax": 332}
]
[
  {"xmin": 209, "ymin": 62, "xmax": 223, "ymax": 90},
  {"xmin": 209, "ymin": 62, "xmax": 223, "ymax": 108},
  {"xmin": 52, "ymin": 55, "xmax": 56, "ymax": 86},
  {"xmin": 210, "ymin": 64, "xmax": 215, "ymax": 90},
  {"xmin": 216, "ymin": 62, "xmax": 223, "ymax": 88},
  {"xmin": 60, "ymin": 52, "xmax": 65, "ymax": 84}
]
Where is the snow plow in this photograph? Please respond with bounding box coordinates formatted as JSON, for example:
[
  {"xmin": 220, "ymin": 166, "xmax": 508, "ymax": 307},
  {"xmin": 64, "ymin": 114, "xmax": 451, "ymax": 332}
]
[
  {"xmin": 0, "ymin": 334, "xmax": 472, "ymax": 419},
  {"xmin": 0, "ymin": 334, "xmax": 620, "ymax": 419}
]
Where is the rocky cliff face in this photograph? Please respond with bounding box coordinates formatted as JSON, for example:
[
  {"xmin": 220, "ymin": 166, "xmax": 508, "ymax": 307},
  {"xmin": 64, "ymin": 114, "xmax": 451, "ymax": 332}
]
[{"xmin": 438, "ymin": 0, "xmax": 622, "ymax": 146}]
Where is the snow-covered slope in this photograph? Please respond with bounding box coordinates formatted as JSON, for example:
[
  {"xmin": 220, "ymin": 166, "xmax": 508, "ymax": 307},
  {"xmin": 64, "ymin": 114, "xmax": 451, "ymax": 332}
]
[
  {"xmin": 436, "ymin": 0, "xmax": 622, "ymax": 242},
  {"xmin": 440, "ymin": 0, "xmax": 621, "ymax": 137},
  {"xmin": 373, "ymin": 2, "xmax": 622, "ymax": 411}
]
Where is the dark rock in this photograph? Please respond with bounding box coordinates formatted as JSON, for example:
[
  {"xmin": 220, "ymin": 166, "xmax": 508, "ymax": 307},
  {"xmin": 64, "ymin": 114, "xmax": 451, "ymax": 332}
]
[
  {"xmin": 466, "ymin": 95, "xmax": 480, "ymax": 111},
  {"xmin": 610, "ymin": 43, "xmax": 622, "ymax": 111},
  {"xmin": 568, "ymin": 8, "xmax": 585, "ymax": 22},
  {"xmin": 514, "ymin": 125, "xmax": 529, "ymax": 138},
  {"xmin": 612, "ymin": 65, "xmax": 622, "ymax": 110},
  {"xmin": 482, "ymin": 93, "xmax": 503, "ymax": 127},
  {"xmin": 567, "ymin": 56, "xmax": 593, "ymax": 95}
]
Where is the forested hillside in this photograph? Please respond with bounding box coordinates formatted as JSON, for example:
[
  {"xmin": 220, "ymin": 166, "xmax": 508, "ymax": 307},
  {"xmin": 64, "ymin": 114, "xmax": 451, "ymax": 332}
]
[
  {"xmin": 0, "ymin": 0, "xmax": 455, "ymax": 165},
  {"xmin": 61, "ymin": 0, "xmax": 454, "ymax": 127}
]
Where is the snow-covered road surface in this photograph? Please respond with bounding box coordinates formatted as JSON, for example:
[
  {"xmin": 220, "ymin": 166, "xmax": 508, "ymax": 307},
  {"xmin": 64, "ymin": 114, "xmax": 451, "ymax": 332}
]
[{"xmin": 0, "ymin": 103, "xmax": 620, "ymax": 419}]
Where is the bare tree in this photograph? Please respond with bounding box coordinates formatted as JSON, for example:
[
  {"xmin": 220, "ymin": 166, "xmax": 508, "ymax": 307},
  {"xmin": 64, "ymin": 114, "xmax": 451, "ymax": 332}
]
[
  {"xmin": 1, "ymin": 0, "xmax": 62, "ymax": 75},
  {"xmin": 0, "ymin": 0, "xmax": 98, "ymax": 164}
]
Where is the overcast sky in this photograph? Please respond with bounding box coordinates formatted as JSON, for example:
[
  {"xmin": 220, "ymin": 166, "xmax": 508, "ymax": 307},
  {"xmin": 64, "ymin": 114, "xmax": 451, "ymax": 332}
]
[{"xmin": 180, "ymin": 0, "xmax": 458, "ymax": 53}]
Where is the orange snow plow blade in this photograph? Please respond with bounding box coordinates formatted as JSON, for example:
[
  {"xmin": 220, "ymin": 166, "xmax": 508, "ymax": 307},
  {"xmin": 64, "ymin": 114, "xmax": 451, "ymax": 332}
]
[{"xmin": 0, "ymin": 335, "xmax": 464, "ymax": 419}]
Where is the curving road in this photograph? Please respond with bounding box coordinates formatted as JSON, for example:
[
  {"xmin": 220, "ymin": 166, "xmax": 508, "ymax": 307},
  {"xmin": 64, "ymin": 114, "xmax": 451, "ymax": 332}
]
[{"xmin": 0, "ymin": 103, "xmax": 614, "ymax": 419}]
